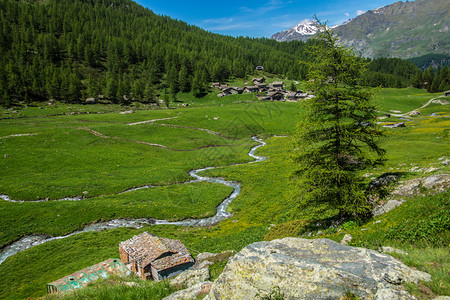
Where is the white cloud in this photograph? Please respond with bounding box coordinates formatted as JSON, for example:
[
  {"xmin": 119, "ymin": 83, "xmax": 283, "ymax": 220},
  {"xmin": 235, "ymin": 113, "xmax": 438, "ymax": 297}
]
[
  {"xmin": 345, "ymin": 12, "xmax": 350, "ymax": 17},
  {"xmin": 356, "ymin": 9, "xmax": 365, "ymax": 16}
]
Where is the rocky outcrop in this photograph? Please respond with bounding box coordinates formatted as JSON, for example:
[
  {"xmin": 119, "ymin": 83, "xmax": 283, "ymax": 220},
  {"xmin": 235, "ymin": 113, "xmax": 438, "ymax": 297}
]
[
  {"xmin": 372, "ymin": 199, "xmax": 404, "ymax": 217},
  {"xmin": 371, "ymin": 174, "xmax": 449, "ymax": 217},
  {"xmin": 391, "ymin": 174, "xmax": 450, "ymax": 197},
  {"xmin": 205, "ymin": 238, "xmax": 430, "ymax": 300},
  {"xmin": 163, "ymin": 281, "xmax": 213, "ymax": 300},
  {"xmin": 169, "ymin": 268, "xmax": 210, "ymax": 288},
  {"xmin": 164, "ymin": 250, "xmax": 235, "ymax": 300}
]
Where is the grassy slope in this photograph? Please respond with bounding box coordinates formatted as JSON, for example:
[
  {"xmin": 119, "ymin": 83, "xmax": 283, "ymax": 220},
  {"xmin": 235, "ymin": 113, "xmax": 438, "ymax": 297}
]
[{"xmin": 0, "ymin": 89, "xmax": 449, "ymax": 299}]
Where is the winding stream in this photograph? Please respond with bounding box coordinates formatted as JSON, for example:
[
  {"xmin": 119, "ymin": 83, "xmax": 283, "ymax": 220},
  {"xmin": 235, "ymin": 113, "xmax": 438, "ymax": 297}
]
[{"xmin": 0, "ymin": 137, "xmax": 266, "ymax": 265}]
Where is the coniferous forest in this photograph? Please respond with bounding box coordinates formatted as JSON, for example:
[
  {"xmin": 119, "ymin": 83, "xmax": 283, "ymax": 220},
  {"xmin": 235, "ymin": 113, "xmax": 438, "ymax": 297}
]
[
  {"xmin": 0, "ymin": 0, "xmax": 313, "ymax": 106},
  {"xmin": 0, "ymin": 0, "xmax": 449, "ymax": 107}
]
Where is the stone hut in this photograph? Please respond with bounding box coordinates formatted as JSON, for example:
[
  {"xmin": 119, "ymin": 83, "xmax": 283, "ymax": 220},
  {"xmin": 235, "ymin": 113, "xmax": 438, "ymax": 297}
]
[{"xmin": 119, "ymin": 232, "xmax": 194, "ymax": 281}]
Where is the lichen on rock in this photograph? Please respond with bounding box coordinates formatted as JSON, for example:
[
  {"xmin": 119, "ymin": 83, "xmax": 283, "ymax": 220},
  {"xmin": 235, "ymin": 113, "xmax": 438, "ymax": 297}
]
[{"xmin": 205, "ymin": 238, "xmax": 430, "ymax": 300}]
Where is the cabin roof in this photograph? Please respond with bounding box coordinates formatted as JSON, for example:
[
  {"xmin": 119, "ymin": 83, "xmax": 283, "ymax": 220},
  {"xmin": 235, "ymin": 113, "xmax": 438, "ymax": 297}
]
[{"xmin": 120, "ymin": 232, "xmax": 192, "ymax": 269}]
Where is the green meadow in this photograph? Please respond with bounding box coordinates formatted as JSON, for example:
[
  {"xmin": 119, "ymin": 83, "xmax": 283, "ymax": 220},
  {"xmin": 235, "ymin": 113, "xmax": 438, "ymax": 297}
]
[{"xmin": 0, "ymin": 88, "xmax": 449, "ymax": 299}]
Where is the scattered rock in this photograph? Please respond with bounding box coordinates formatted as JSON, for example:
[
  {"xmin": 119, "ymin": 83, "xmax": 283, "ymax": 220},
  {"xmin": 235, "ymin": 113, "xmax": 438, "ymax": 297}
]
[
  {"xmin": 409, "ymin": 111, "xmax": 420, "ymax": 116},
  {"xmin": 195, "ymin": 250, "xmax": 235, "ymax": 266},
  {"xmin": 205, "ymin": 238, "xmax": 430, "ymax": 300},
  {"xmin": 193, "ymin": 260, "xmax": 214, "ymax": 270},
  {"xmin": 169, "ymin": 268, "xmax": 209, "ymax": 288},
  {"xmin": 372, "ymin": 199, "xmax": 404, "ymax": 217},
  {"xmin": 119, "ymin": 110, "xmax": 134, "ymax": 115},
  {"xmin": 384, "ymin": 122, "xmax": 405, "ymax": 128},
  {"xmin": 433, "ymin": 297, "xmax": 450, "ymax": 300},
  {"xmin": 432, "ymin": 99, "xmax": 450, "ymax": 105},
  {"xmin": 424, "ymin": 167, "xmax": 439, "ymax": 173},
  {"xmin": 442, "ymin": 159, "xmax": 450, "ymax": 166},
  {"xmin": 4, "ymin": 154, "xmax": 9, "ymax": 158},
  {"xmin": 195, "ymin": 252, "xmax": 216, "ymax": 264},
  {"xmin": 340, "ymin": 234, "xmax": 353, "ymax": 245},
  {"xmin": 375, "ymin": 287, "xmax": 418, "ymax": 300},
  {"xmin": 123, "ymin": 281, "xmax": 138, "ymax": 287},
  {"xmin": 369, "ymin": 174, "xmax": 398, "ymax": 189},
  {"xmin": 391, "ymin": 174, "xmax": 450, "ymax": 197},
  {"xmin": 379, "ymin": 247, "xmax": 408, "ymax": 256},
  {"xmin": 163, "ymin": 281, "xmax": 213, "ymax": 300}
]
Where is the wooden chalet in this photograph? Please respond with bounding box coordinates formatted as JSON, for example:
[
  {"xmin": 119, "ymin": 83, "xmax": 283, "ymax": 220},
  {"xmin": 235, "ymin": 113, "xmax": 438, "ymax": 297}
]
[
  {"xmin": 252, "ymin": 77, "xmax": 265, "ymax": 84},
  {"xmin": 231, "ymin": 87, "xmax": 244, "ymax": 94},
  {"xmin": 444, "ymin": 90, "xmax": 450, "ymax": 97},
  {"xmin": 270, "ymin": 81, "xmax": 284, "ymax": 90},
  {"xmin": 256, "ymin": 83, "xmax": 267, "ymax": 91},
  {"xmin": 286, "ymin": 91, "xmax": 309, "ymax": 101},
  {"xmin": 262, "ymin": 91, "xmax": 285, "ymax": 101},
  {"xmin": 244, "ymin": 85, "xmax": 259, "ymax": 93},
  {"xmin": 119, "ymin": 232, "xmax": 194, "ymax": 281}
]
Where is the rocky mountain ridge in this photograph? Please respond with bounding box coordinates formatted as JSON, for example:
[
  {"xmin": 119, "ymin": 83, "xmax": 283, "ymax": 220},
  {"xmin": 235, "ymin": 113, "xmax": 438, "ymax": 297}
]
[{"xmin": 271, "ymin": 0, "xmax": 450, "ymax": 59}]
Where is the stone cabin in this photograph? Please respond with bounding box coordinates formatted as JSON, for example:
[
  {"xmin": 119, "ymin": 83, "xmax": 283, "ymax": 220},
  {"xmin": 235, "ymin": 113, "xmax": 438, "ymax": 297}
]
[{"xmin": 119, "ymin": 232, "xmax": 194, "ymax": 281}]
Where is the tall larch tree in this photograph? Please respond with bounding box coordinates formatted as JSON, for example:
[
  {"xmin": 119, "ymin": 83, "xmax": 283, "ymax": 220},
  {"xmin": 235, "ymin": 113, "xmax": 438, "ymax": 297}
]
[{"xmin": 293, "ymin": 19, "xmax": 386, "ymax": 218}]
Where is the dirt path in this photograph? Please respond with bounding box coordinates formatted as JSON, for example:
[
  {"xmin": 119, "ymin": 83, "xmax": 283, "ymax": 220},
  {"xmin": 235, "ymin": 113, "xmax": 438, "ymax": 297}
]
[
  {"xmin": 380, "ymin": 96, "xmax": 447, "ymax": 117},
  {"xmin": 127, "ymin": 117, "xmax": 178, "ymax": 125}
]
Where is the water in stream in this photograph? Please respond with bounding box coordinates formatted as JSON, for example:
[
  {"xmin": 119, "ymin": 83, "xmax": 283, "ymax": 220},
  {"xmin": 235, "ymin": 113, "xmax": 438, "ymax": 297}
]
[{"xmin": 0, "ymin": 137, "xmax": 266, "ymax": 264}]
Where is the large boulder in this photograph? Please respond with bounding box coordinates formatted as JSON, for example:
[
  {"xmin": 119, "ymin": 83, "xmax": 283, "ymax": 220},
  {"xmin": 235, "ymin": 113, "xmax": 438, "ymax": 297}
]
[
  {"xmin": 163, "ymin": 281, "xmax": 213, "ymax": 300},
  {"xmin": 169, "ymin": 268, "xmax": 210, "ymax": 288},
  {"xmin": 205, "ymin": 238, "xmax": 430, "ymax": 300}
]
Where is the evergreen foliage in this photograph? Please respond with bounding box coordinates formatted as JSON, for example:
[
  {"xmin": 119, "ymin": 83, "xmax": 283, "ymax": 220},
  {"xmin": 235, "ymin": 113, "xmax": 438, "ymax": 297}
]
[
  {"xmin": 293, "ymin": 21, "xmax": 385, "ymax": 218},
  {"xmin": 361, "ymin": 57, "xmax": 420, "ymax": 88},
  {"xmin": 0, "ymin": 0, "xmax": 312, "ymax": 106}
]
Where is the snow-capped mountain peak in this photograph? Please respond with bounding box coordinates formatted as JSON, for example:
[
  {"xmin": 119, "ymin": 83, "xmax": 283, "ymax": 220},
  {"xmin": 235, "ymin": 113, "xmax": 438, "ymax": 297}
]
[{"xmin": 293, "ymin": 19, "xmax": 318, "ymax": 35}]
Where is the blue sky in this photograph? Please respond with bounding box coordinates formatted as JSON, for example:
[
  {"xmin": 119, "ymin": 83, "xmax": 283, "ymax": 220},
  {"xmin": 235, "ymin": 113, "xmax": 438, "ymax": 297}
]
[{"xmin": 134, "ymin": 0, "xmax": 397, "ymax": 37}]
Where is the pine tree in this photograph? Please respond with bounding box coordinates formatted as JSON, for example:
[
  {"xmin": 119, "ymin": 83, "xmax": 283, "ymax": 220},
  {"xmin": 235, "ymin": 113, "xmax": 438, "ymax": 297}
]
[{"xmin": 293, "ymin": 20, "xmax": 386, "ymax": 218}]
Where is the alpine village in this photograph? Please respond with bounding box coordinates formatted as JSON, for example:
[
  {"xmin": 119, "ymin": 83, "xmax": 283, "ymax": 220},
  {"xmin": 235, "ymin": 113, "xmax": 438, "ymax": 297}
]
[{"xmin": 0, "ymin": 0, "xmax": 449, "ymax": 299}]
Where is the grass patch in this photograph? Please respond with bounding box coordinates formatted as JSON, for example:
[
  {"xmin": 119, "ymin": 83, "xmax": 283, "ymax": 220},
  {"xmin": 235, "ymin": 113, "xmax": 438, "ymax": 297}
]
[
  {"xmin": 0, "ymin": 87, "xmax": 448, "ymax": 298},
  {"xmin": 373, "ymin": 87, "xmax": 440, "ymax": 114},
  {"xmin": 44, "ymin": 275, "xmax": 176, "ymax": 300}
]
